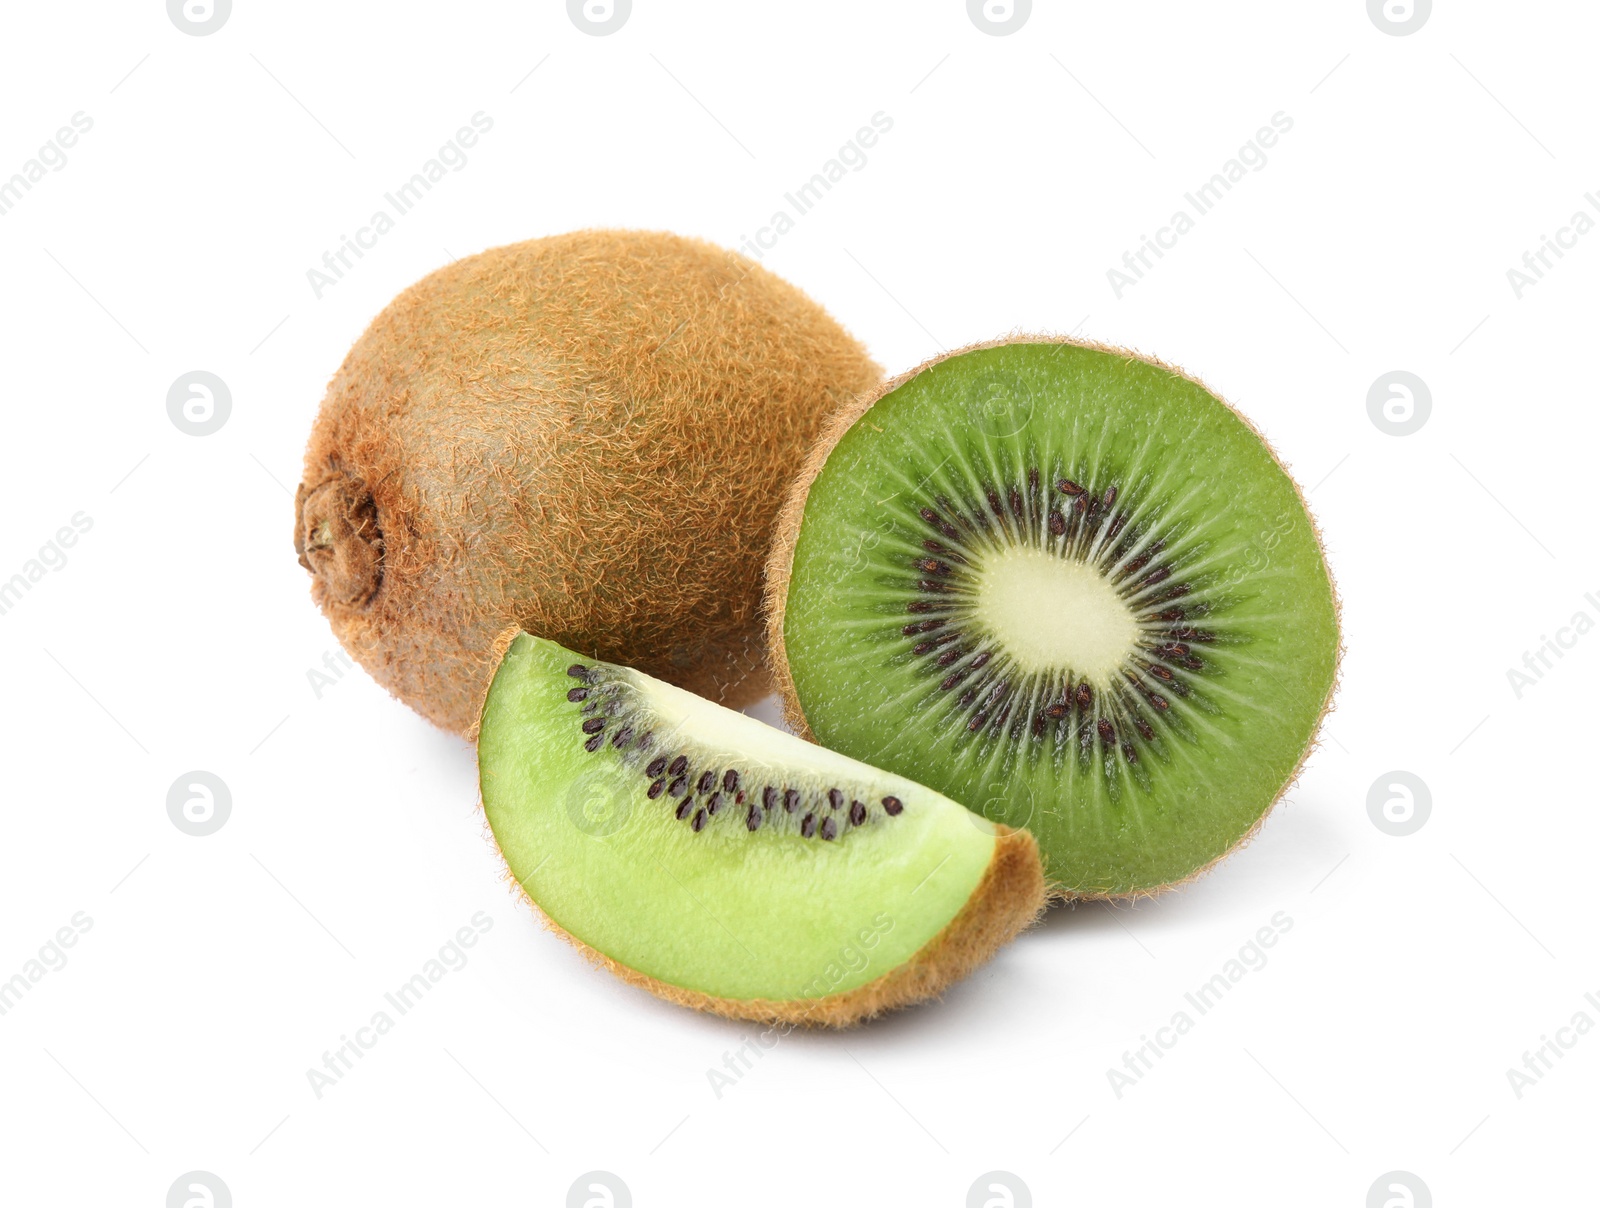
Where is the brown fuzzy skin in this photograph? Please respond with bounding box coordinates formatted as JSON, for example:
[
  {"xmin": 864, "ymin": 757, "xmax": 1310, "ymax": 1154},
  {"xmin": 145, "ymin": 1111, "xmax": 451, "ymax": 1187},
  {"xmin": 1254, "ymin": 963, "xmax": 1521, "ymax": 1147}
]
[
  {"xmin": 501, "ymin": 825, "xmax": 1047, "ymax": 1028},
  {"xmin": 296, "ymin": 230, "xmax": 883, "ymax": 736},
  {"xmin": 763, "ymin": 335, "xmax": 1343, "ymax": 901}
]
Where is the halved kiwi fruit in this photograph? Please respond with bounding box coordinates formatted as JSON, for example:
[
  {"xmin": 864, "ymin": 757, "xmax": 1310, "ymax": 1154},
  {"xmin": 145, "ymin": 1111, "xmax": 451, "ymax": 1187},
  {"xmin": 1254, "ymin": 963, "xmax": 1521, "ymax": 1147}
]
[
  {"xmin": 766, "ymin": 338, "xmax": 1339, "ymax": 898},
  {"xmin": 478, "ymin": 632, "xmax": 1045, "ymax": 1026}
]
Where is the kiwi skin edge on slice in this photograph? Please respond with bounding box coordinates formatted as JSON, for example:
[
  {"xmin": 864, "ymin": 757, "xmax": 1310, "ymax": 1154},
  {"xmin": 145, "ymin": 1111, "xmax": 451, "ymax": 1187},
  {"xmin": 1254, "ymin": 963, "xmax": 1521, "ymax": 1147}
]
[
  {"xmin": 765, "ymin": 337, "xmax": 1341, "ymax": 900},
  {"xmin": 477, "ymin": 630, "xmax": 1047, "ymax": 1028}
]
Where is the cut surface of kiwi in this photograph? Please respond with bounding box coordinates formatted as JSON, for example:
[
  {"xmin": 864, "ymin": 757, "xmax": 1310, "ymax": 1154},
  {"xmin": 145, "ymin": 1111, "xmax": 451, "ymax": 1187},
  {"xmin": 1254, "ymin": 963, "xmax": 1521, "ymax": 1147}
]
[
  {"xmin": 768, "ymin": 339, "xmax": 1339, "ymax": 898},
  {"xmin": 477, "ymin": 633, "xmax": 1045, "ymax": 1026}
]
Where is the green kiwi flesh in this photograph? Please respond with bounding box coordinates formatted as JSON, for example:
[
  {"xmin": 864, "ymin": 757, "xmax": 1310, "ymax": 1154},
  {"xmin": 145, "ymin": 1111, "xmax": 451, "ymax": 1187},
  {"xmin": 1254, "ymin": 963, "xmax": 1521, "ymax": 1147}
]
[
  {"xmin": 477, "ymin": 634, "xmax": 1045, "ymax": 1025},
  {"xmin": 772, "ymin": 340, "xmax": 1339, "ymax": 897}
]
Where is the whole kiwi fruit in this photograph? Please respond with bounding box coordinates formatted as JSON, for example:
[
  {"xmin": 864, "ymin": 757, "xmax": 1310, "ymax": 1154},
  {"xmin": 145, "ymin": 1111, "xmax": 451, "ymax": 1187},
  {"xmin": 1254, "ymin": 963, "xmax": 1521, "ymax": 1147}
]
[{"xmin": 294, "ymin": 229, "xmax": 881, "ymax": 736}]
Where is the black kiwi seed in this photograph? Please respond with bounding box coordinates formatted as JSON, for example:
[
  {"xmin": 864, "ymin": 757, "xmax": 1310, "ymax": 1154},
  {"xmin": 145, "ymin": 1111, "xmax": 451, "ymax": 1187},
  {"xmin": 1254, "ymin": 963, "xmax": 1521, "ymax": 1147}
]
[
  {"xmin": 567, "ymin": 687, "xmax": 588, "ymax": 702},
  {"xmin": 723, "ymin": 769, "xmax": 740, "ymax": 792},
  {"xmin": 610, "ymin": 726, "xmax": 633, "ymax": 748},
  {"xmin": 849, "ymin": 800, "xmax": 866, "ymax": 826},
  {"xmin": 668, "ymin": 776, "xmax": 688, "ymax": 797},
  {"xmin": 583, "ymin": 734, "xmax": 604, "ymax": 753},
  {"xmin": 669, "ymin": 755, "xmax": 688, "ymax": 776},
  {"xmin": 746, "ymin": 805, "xmax": 762, "ymax": 832},
  {"xmin": 1049, "ymin": 511, "xmax": 1066, "ymax": 536},
  {"xmin": 647, "ymin": 779, "xmax": 665, "ymax": 799},
  {"xmin": 691, "ymin": 808, "xmax": 706, "ymax": 832},
  {"xmin": 676, "ymin": 799, "xmax": 693, "ymax": 820},
  {"xmin": 646, "ymin": 756, "xmax": 668, "ymax": 777},
  {"xmin": 783, "ymin": 788, "xmax": 800, "ymax": 812},
  {"xmin": 762, "ymin": 786, "xmax": 777, "ymax": 810},
  {"xmin": 1058, "ymin": 478, "xmax": 1085, "ymax": 496},
  {"xmin": 706, "ymin": 792, "xmax": 722, "ymax": 815},
  {"xmin": 800, "ymin": 813, "xmax": 817, "ymax": 838},
  {"xmin": 820, "ymin": 817, "xmax": 838, "ymax": 840},
  {"xmin": 697, "ymin": 771, "xmax": 716, "ymax": 793},
  {"xmin": 566, "ymin": 665, "xmax": 591, "ymax": 679},
  {"xmin": 581, "ymin": 717, "xmax": 605, "ymax": 734},
  {"xmin": 881, "ymin": 796, "xmax": 904, "ymax": 816},
  {"xmin": 827, "ymin": 788, "xmax": 844, "ymax": 809}
]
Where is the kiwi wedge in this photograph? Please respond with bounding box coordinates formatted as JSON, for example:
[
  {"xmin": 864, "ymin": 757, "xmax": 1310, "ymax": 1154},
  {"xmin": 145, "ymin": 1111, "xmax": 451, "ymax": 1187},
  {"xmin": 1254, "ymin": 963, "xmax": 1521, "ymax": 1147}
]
[
  {"xmin": 766, "ymin": 338, "xmax": 1339, "ymax": 898},
  {"xmin": 477, "ymin": 632, "xmax": 1045, "ymax": 1026}
]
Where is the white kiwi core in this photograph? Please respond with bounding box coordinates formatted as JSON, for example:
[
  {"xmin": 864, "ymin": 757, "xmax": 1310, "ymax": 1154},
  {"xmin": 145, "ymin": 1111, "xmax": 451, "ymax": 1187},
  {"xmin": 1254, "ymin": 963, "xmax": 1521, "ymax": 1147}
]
[{"xmin": 973, "ymin": 547, "xmax": 1139, "ymax": 686}]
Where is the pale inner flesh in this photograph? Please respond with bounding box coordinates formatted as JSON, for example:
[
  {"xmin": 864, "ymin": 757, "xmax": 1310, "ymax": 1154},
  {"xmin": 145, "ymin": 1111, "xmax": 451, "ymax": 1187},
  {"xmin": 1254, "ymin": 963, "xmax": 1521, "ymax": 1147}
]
[{"xmin": 974, "ymin": 547, "xmax": 1139, "ymax": 685}]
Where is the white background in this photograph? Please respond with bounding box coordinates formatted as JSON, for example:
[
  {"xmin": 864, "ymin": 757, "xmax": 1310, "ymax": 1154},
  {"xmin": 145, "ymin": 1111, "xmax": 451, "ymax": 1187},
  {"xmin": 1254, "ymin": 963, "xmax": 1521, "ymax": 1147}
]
[{"xmin": 1, "ymin": 2, "xmax": 1594, "ymax": 1204}]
